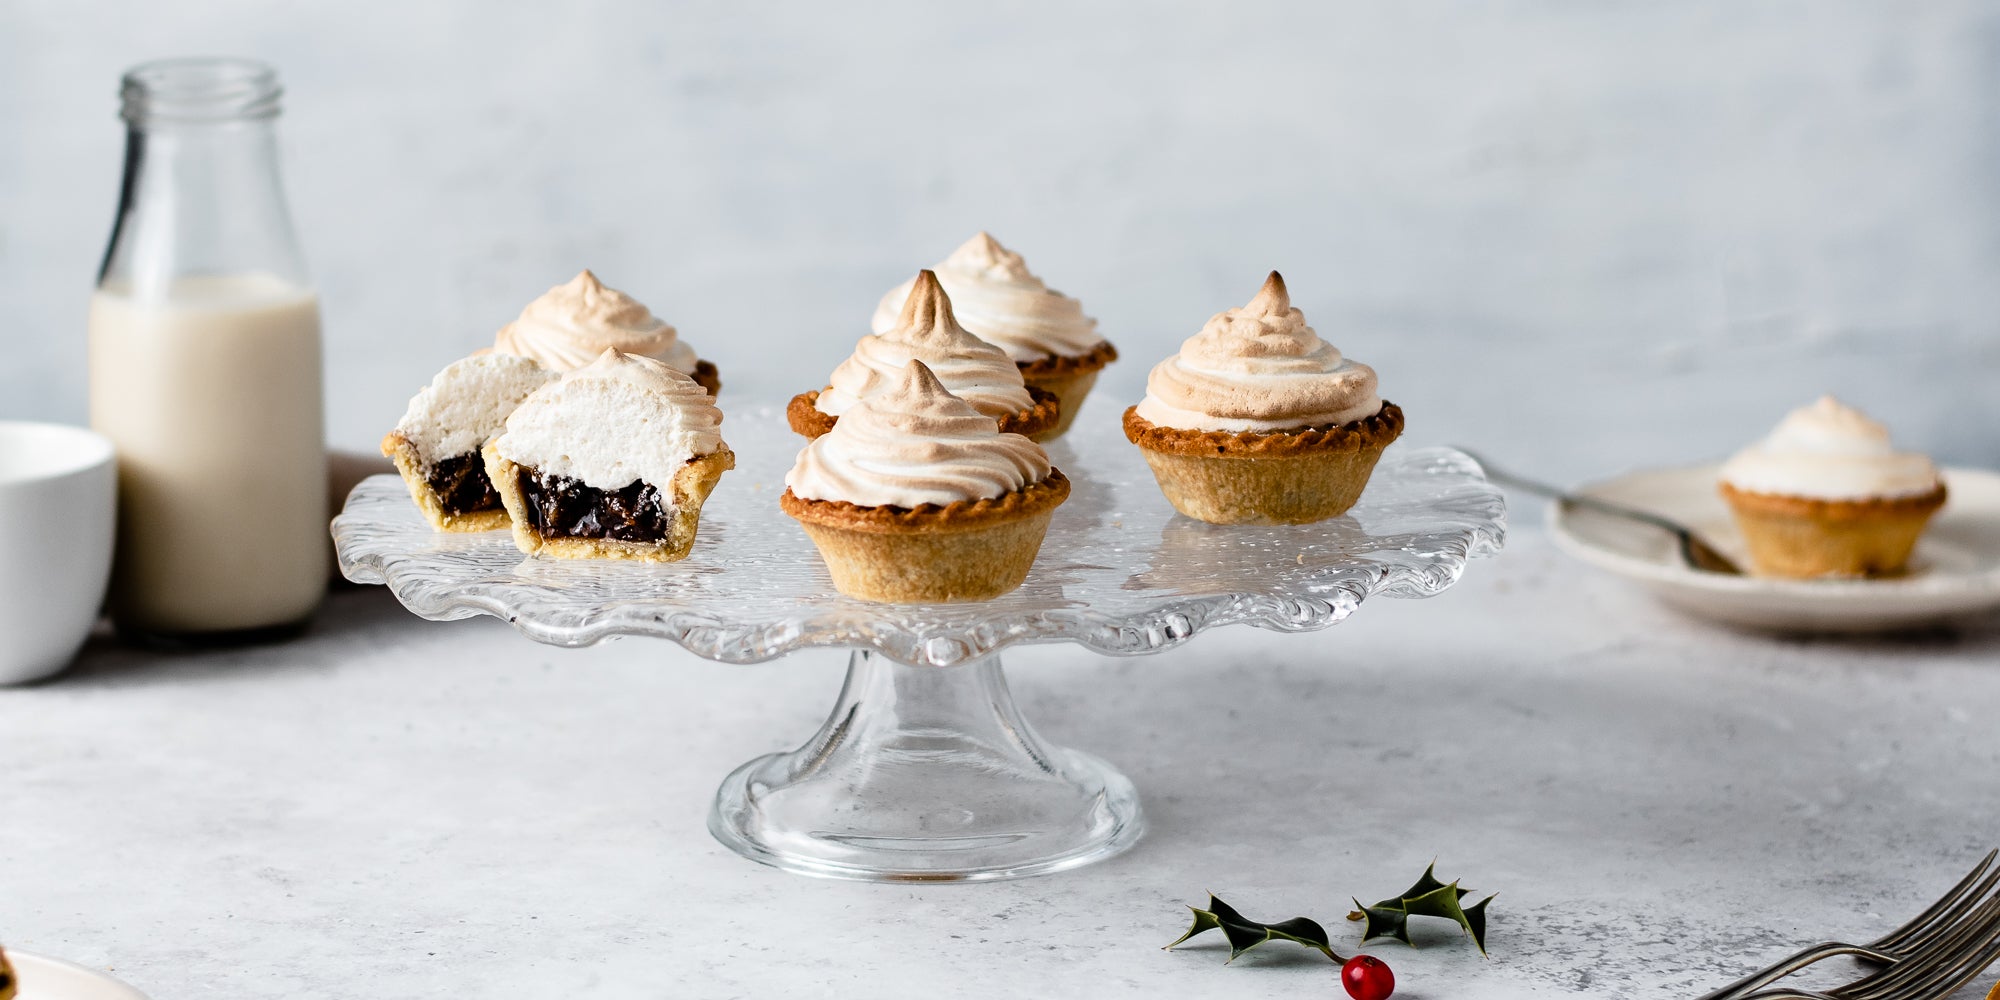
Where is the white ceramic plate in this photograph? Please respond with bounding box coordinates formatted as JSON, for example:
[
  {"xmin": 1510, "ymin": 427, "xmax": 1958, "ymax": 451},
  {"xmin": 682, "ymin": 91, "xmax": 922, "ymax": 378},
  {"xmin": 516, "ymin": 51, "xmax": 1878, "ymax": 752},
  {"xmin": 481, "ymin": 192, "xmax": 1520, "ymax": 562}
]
[
  {"xmin": 4, "ymin": 952, "xmax": 150, "ymax": 1000},
  {"xmin": 1549, "ymin": 464, "xmax": 2000, "ymax": 632}
]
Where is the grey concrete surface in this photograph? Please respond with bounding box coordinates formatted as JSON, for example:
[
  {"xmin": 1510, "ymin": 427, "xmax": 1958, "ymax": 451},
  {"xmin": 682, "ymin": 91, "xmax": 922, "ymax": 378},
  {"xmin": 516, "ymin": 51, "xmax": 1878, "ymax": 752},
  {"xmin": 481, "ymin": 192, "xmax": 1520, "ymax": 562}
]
[{"xmin": 4, "ymin": 520, "xmax": 1998, "ymax": 998}]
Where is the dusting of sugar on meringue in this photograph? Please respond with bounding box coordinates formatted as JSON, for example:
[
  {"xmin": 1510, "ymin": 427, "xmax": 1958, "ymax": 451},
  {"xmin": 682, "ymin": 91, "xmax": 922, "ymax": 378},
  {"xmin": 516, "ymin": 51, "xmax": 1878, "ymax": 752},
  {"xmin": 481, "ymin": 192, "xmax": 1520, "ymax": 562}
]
[
  {"xmin": 492, "ymin": 348, "xmax": 725, "ymax": 491},
  {"xmin": 394, "ymin": 353, "xmax": 556, "ymax": 462},
  {"xmin": 871, "ymin": 233, "xmax": 1103, "ymax": 362},
  {"xmin": 494, "ymin": 270, "xmax": 701, "ymax": 374},
  {"xmin": 1134, "ymin": 271, "xmax": 1383, "ymax": 433},
  {"xmin": 1719, "ymin": 396, "xmax": 1940, "ymax": 500},
  {"xmin": 816, "ymin": 270, "xmax": 1037, "ymax": 419},
  {"xmin": 787, "ymin": 360, "xmax": 1052, "ymax": 508}
]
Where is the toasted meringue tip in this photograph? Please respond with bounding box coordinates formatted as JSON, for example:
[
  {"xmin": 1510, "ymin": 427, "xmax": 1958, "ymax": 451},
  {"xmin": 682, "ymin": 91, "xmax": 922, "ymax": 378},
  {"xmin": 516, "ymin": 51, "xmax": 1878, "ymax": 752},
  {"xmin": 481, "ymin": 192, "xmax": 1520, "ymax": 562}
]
[
  {"xmin": 899, "ymin": 358, "xmax": 947, "ymax": 395},
  {"xmin": 898, "ymin": 268, "xmax": 951, "ymax": 325}
]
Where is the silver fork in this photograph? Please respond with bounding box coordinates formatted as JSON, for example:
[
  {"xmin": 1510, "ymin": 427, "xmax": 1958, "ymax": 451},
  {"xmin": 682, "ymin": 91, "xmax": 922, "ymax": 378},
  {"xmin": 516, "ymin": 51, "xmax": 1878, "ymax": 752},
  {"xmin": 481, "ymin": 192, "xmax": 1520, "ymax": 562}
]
[
  {"xmin": 1696, "ymin": 851, "xmax": 2000, "ymax": 1000},
  {"xmin": 1456, "ymin": 449, "xmax": 1744, "ymax": 575},
  {"xmin": 1737, "ymin": 893, "xmax": 2000, "ymax": 999}
]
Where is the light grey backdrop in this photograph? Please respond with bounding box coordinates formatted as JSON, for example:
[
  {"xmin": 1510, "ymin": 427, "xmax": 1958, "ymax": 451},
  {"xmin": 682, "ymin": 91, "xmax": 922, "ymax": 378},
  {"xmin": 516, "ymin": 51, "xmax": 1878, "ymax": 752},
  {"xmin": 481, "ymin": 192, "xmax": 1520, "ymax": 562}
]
[{"xmin": 4, "ymin": 1, "xmax": 1996, "ymax": 478}]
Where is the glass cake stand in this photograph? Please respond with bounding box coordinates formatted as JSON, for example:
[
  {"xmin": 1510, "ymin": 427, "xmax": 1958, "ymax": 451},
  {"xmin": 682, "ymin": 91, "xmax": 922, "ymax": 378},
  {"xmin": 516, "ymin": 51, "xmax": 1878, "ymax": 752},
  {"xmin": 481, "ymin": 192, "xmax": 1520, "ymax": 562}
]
[{"xmin": 332, "ymin": 405, "xmax": 1505, "ymax": 882}]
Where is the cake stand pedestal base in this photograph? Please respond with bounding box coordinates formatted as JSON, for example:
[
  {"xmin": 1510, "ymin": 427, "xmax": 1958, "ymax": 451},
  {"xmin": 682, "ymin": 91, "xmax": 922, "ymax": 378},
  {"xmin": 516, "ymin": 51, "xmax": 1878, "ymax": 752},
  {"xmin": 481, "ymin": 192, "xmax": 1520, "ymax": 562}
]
[{"xmin": 709, "ymin": 650, "xmax": 1144, "ymax": 882}]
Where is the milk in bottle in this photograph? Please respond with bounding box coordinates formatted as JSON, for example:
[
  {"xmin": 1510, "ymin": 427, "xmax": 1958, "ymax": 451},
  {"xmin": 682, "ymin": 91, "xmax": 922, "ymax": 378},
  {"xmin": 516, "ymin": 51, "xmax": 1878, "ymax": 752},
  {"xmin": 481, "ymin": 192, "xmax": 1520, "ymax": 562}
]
[{"xmin": 90, "ymin": 59, "xmax": 327, "ymax": 638}]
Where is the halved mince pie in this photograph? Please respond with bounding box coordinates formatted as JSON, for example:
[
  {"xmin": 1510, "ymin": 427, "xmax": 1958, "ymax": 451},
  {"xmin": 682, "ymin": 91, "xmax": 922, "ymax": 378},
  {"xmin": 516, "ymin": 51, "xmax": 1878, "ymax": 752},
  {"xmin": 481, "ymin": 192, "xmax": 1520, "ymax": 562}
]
[
  {"xmin": 382, "ymin": 353, "xmax": 556, "ymax": 531},
  {"xmin": 484, "ymin": 348, "xmax": 733, "ymax": 562}
]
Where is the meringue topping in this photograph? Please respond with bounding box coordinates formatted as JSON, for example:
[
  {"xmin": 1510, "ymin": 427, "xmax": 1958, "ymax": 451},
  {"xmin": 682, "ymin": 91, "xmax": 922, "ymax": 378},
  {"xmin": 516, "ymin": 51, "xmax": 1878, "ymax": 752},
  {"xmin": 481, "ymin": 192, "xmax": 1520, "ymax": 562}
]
[
  {"xmin": 1719, "ymin": 396, "xmax": 1941, "ymax": 500},
  {"xmin": 492, "ymin": 349, "xmax": 725, "ymax": 491},
  {"xmin": 493, "ymin": 270, "xmax": 701, "ymax": 375},
  {"xmin": 394, "ymin": 352, "xmax": 556, "ymax": 462},
  {"xmin": 787, "ymin": 360, "xmax": 1053, "ymax": 508},
  {"xmin": 1134, "ymin": 272, "xmax": 1383, "ymax": 433},
  {"xmin": 816, "ymin": 270, "xmax": 1037, "ymax": 419},
  {"xmin": 870, "ymin": 233, "xmax": 1103, "ymax": 362}
]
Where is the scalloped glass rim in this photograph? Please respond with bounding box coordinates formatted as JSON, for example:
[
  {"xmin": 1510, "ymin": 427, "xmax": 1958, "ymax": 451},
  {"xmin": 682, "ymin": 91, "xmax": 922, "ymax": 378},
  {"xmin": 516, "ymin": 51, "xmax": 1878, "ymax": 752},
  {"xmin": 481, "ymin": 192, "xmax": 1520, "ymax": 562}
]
[{"xmin": 334, "ymin": 405, "xmax": 1505, "ymax": 666}]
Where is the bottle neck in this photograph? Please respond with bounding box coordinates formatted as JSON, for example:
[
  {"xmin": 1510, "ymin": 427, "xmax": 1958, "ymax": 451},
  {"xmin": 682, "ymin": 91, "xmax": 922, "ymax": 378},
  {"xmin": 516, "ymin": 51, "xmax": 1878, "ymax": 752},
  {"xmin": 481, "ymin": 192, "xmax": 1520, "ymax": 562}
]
[{"xmin": 98, "ymin": 59, "xmax": 309, "ymax": 300}]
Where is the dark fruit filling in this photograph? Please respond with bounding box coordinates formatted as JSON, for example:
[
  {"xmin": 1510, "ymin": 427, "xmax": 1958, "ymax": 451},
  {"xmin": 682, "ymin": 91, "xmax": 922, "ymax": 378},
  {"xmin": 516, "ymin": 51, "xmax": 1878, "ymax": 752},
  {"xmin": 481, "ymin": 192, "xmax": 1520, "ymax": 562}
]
[
  {"xmin": 519, "ymin": 471, "xmax": 672, "ymax": 541},
  {"xmin": 425, "ymin": 453, "xmax": 501, "ymax": 516}
]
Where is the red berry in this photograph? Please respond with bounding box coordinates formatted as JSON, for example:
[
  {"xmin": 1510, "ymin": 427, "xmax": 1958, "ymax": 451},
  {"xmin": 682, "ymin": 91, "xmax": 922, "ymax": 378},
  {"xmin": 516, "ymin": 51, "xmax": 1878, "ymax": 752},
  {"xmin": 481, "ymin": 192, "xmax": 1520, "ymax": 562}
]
[{"xmin": 1342, "ymin": 954, "xmax": 1394, "ymax": 1000}]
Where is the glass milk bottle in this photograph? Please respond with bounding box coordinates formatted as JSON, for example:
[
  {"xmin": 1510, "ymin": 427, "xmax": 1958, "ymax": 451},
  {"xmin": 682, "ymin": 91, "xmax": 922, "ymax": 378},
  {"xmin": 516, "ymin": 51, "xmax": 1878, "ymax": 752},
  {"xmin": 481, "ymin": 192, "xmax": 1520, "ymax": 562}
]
[{"xmin": 89, "ymin": 59, "xmax": 327, "ymax": 640}]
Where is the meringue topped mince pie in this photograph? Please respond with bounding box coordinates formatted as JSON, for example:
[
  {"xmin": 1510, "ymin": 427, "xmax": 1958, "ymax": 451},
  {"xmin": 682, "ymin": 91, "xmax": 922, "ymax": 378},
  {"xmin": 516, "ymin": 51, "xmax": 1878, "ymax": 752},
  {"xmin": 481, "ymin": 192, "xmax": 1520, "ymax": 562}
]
[
  {"xmin": 782, "ymin": 360, "xmax": 1069, "ymax": 603},
  {"xmin": 872, "ymin": 233, "xmax": 1114, "ymax": 440},
  {"xmin": 1124, "ymin": 271, "xmax": 1403, "ymax": 525},
  {"xmin": 383, "ymin": 353, "xmax": 557, "ymax": 531},
  {"xmin": 1718, "ymin": 396, "xmax": 1946, "ymax": 578},
  {"xmin": 790, "ymin": 269, "xmax": 1059, "ymax": 440},
  {"xmin": 494, "ymin": 269, "xmax": 720, "ymax": 394},
  {"xmin": 484, "ymin": 349, "xmax": 733, "ymax": 562}
]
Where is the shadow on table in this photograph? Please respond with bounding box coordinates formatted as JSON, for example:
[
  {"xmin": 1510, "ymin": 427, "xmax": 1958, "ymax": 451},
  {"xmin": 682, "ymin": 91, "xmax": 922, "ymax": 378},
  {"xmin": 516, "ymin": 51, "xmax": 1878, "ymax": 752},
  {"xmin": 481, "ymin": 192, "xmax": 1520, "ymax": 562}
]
[
  {"xmin": 1752, "ymin": 612, "xmax": 2000, "ymax": 654},
  {"xmin": 46, "ymin": 584, "xmax": 468, "ymax": 689}
]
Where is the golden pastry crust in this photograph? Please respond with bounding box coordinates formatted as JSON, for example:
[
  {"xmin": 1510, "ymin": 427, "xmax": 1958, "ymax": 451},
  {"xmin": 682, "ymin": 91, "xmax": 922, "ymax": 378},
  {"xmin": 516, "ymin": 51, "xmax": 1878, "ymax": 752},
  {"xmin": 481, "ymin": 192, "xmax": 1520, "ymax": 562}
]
[
  {"xmin": 1, "ymin": 945, "xmax": 16, "ymax": 1000},
  {"xmin": 781, "ymin": 473, "xmax": 1069, "ymax": 602},
  {"xmin": 1124, "ymin": 403, "xmax": 1404, "ymax": 525},
  {"xmin": 380, "ymin": 431, "xmax": 512, "ymax": 532},
  {"xmin": 1122, "ymin": 401, "xmax": 1406, "ymax": 458},
  {"xmin": 484, "ymin": 445, "xmax": 735, "ymax": 563},
  {"xmin": 1719, "ymin": 480, "xmax": 1946, "ymax": 578},
  {"xmin": 787, "ymin": 386, "xmax": 1061, "ymax": 440},
  {"xmin": 1015, "ymin": 342, "xmax": 1116, "ymax": 441},
  {"xmin": 785, "ymin": 390, "xmax": 833, "ymax": 437},
  {"xmin": 1717, "ymin": 482, "xmax": 1947, "ymax": 520},
  {"xmin": 690, "ymin": 359, "xmax": 721, "ymax": 396},
  {"xmin": 1020, "ymin": 370, "xmax": 1096, "ymax": 441},
  {"xmin": 1015, "ymin": 339, "xmax": 1118, "ymax": 379},
  {"xmin": 779, "ymin": 471, "xmax": 1071, "ymax": 533}
]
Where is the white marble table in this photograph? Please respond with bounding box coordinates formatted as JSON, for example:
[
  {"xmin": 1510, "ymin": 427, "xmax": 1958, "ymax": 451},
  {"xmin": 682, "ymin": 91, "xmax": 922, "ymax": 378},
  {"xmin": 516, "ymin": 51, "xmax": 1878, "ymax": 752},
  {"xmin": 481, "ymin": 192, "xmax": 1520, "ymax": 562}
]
[{"xmin": 5, "ymin": 516, "xmax": 1999, "ymax": 999}]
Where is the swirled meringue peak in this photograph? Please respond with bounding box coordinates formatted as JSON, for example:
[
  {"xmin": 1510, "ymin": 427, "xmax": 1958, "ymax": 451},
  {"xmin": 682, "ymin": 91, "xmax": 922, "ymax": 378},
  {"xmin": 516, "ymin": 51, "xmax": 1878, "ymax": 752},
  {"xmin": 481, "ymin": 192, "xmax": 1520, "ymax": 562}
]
[
  {"xmin": 1135, "ymin": 271, "xmax": 1383, "ymax": 433},
  {"xmin": 494, "ymin": 270, "xmax": 701, "ymax": 374},
  {"xmin": 787, "ymin": 360, "xmax": 1052, "ymax": 508},
  {"xmin": 493, "ymin": 349, "xmax": 725, "ymax": 491},
  {"xmin": 870, "ymin": 232, "xmax": 1102, "ymax": 362},
  {"xmin": 1719, "ymin": 395, "xmax": 1940, "ymax": 499},
  {"xmin": 816, "ymin": 269, "xmax": 1036, "ymax": 419}
]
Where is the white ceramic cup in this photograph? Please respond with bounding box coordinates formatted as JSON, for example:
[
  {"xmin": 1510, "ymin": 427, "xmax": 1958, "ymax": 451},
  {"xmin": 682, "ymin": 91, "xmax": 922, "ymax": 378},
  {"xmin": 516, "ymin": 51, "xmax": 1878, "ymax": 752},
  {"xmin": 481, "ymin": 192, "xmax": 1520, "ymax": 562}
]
[{"xmin": 0, "ymin": 421, "xmax": 116, "ymax": 684}]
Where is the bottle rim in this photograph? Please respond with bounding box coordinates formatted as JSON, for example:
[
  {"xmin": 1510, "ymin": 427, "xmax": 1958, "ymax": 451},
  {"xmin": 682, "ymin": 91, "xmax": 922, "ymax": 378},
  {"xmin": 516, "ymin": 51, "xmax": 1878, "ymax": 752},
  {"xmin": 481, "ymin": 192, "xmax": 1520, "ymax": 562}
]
[{"xmin": 121, "ymin": 57, "xmax": 282, "ymax": 124}]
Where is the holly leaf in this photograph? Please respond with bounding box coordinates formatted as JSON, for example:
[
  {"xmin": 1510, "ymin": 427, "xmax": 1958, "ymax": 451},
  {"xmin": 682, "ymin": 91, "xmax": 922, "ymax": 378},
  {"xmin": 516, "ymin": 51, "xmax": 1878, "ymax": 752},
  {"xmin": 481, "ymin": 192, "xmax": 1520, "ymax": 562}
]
[
  {"xmin": 1350, "ymin": 862, "xmax": 1496, "ymax": 955},
  {"xmin": 1392, "ymin": 861, "xmax": 1457, "ymax": 903},
  {"xmin": 1164, "ymin": 893, "xmax": 1345, "ymax": 963},
  {"xmin": 1164, "ymin": 904, "xmax": 1221, "ymax": 947},
  {"xmin": 1403, "ymin": 881, "xmax": 1495, "ymax": 956},
  {"xmin": 1465, "ymin": 893, "xmax": 1495, "ymax": 954},
  {"xmin": 1349, "ymin": 897, "xmax": 1413, "ymax": 946}
]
